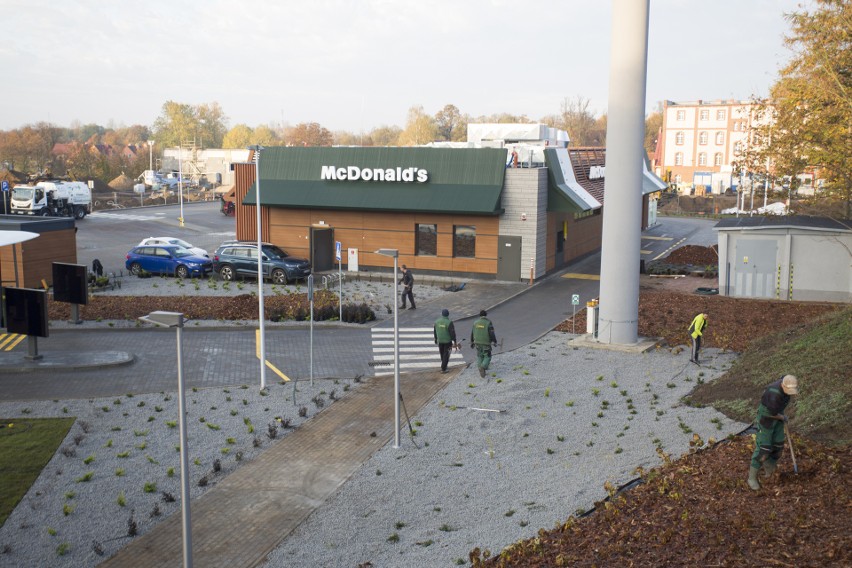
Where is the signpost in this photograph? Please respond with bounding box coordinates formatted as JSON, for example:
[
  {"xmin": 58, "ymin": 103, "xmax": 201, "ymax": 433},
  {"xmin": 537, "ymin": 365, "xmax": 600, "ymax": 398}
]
[
  {"xmin": 1, "ymin": 180, "xmax": 8, "ymax": 214},
  {"xmin": 335, "ymin": 241, "xmax": 343, "ymax": 322},
  {"xmin": 308, "ymin": 274, "xmax": 314, "ymax": 386}
]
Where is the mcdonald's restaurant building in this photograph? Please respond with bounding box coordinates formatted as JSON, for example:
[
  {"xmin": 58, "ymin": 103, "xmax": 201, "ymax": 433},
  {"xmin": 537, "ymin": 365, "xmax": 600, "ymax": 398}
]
[{"xmin": 231, "ymin": 146, "xmax": 664, "ymax": 280}]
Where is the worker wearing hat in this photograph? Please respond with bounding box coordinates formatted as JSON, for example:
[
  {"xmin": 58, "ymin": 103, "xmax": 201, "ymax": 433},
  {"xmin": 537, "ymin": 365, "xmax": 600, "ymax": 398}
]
[
  {"xmin": 433, "ymin": 308, "xmax": 457, "ymax": 374},
  {"xmin": 470, "ymin": 310, "xmax": 497, "ymax": 378},
  {"xmin": 748, "ymin": 374, "xmax": 799, "ymax": 490}
]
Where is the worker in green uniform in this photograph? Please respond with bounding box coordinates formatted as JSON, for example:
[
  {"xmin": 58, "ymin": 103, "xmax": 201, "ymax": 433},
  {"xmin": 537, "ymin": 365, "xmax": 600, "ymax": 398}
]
[
  {"xmin": 470, "ymin": 309, "xmax": 497, "ymax": 378},
  {"xmin": 688, "ymin": 312, "xmax": 708, "ymax": 364},
  {"xmin": 748, "ymin": 374, "xmax": 799, "ymax": 490},
  {"xmin": 433, "ymin": 309, "xmax": 457, "ymax": 374}
]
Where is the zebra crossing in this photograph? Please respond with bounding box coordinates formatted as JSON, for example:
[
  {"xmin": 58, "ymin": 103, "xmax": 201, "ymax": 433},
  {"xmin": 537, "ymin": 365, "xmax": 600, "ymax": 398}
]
[
  {"xmin": 0, "ymin": 332, "xmax": 25, "ymax": 351},
  {"xmin": 88, "ymin": 211, "xmax": 165, "ymax": 222},
  {"xmin": 370, "ymin": 327, "xmax": 465, "ymax": 376}
]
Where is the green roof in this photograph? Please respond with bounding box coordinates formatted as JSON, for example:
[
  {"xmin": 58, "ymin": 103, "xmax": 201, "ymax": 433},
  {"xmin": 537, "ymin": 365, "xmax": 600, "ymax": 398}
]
[{"xmin": 244, "ymin": 147, "xmax": 506, "ymax": 215}]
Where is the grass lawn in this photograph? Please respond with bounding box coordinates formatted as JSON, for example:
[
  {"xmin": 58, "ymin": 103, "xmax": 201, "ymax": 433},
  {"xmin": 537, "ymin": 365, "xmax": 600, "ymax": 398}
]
[
  {"xmin": 690, "ymin": 306, "xmax": 852, "ymax": 446},
  {"xmin": 0, "ymin": 417, "xmax": 76, "ymax": 528}
]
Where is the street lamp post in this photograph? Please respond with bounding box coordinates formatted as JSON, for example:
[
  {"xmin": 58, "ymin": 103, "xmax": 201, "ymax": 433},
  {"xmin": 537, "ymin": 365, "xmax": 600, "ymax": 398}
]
[
  {"xmin": 178, "ymin": 146, "xmax": 185, "ymax": 227},
  {"xmin": 137, "ymin": 311, "xmax": 192, "ymax": 568},
  {"xmin": 375, "ymin": 248, "xmax": 400, "ymax": 448},
  {"xmin": 249, "ymin": 145, "xmax": 267, "ymax": 389},
  {"xmin": 148, "ymin": 140, "xmax": 154, "ymax": 171}
]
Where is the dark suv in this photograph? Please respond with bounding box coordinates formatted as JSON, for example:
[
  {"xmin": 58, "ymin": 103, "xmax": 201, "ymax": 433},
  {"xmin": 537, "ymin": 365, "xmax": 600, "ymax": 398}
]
[{"xmin": 212, "ymin": 241, "xmax": 311, "ymax": 284}]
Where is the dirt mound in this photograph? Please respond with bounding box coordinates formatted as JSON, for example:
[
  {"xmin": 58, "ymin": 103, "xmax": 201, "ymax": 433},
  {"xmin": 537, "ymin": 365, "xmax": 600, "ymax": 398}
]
[
  {"xmin": 472, "ymin": 435, "xmax": 851, "ymax": 567},
  {"xmin": 108, "ymin": 173, "xmax": 135, "ymax": 191},
  {"xmin": 664, "ymin": 244, "xmax": 718, "ymax": 265}
]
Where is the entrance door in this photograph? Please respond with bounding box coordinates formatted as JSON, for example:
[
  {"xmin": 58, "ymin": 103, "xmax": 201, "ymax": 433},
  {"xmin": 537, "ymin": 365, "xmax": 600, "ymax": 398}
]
[
  {"xmin": 733, "ymin": 239, "xmax": 777, "ymax": 298},
  {"xmin": 496, "ymin": 236, "xmax": 522, "ymax": 281},
  {"xmin": 311, "ymin": 227, "xmax": 334, "ymax": 272}
]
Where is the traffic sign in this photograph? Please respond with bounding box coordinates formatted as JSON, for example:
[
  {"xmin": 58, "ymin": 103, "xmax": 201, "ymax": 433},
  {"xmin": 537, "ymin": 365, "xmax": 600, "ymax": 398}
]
[
  {"xmin": 335, "ymin": 241, "xmax": 342, "ymax": 262},
  {"xmin": 572, "ymin": 294, "xmax": 580, "ymax": 305},
  {"xmin": 1, "ymin": 180, "xmax": 8, "ymax": 192}
]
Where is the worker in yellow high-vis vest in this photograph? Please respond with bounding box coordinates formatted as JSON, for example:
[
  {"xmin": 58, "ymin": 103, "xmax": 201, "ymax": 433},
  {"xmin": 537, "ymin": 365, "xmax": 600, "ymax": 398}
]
[{"xmin": 688, "ymin": 312, "xmax": 708, "ymax": 365}]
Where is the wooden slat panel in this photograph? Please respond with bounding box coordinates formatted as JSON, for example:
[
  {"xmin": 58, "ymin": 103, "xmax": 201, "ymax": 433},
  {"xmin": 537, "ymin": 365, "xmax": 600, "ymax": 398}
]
[{"xmin": 239, "ymin": 206, "xmax": 503, "ymax": 276}]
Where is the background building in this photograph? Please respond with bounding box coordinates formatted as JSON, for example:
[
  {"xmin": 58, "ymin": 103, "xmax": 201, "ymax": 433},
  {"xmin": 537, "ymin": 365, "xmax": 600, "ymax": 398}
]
[{"xmin": 656, "ymin": 99, "xmax": 771, "ymax": 195}]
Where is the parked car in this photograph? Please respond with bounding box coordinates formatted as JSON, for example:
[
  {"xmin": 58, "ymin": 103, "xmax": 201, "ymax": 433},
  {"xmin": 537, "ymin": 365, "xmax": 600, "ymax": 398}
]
[
  {"xmin": 126, "ymin": 245, "xmax": 213, "ymax": 279},
  {"xmin": 138, "ymin": 237, "xmax": 209, "ymax": 258},
  {"xmin": 212, "ymin": 241, "xmax": 311, "ymax": 284}
]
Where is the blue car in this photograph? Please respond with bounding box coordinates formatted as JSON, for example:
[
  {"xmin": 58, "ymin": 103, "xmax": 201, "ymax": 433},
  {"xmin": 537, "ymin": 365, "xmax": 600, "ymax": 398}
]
[{"xmin": 125, "ymin": 245, "xmax": 212, "ymax": 278}]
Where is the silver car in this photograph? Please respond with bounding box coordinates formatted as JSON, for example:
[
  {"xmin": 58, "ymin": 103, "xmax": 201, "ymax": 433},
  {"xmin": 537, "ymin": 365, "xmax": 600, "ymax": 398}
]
[{"xmin": 137, "ymin": 237, "xmax": 209, "ymax": 258}]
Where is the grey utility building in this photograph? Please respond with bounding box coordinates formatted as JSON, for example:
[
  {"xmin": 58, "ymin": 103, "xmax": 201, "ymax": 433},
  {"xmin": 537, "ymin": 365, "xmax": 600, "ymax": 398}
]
[{"xmin": 714, "ymin": 216, "xmax": 852, "ymax": 302}]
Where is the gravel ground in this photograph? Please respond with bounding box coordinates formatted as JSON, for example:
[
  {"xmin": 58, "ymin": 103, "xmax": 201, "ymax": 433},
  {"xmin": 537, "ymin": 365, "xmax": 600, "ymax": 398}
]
[
  {"xmin": 0, "ymin": 332, "xmax": 744, "ymax": 567},
  {"xmin": 0, "ymin": 376, "xmax": 359, "ymax": 567},
  {"xmin": 262, "ymin": 337, "xmax": 744, "ymax": 567}
]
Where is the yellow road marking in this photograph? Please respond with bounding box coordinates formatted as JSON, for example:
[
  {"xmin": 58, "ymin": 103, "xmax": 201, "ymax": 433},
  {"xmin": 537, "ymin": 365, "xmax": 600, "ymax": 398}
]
[
  {"xmin": 7, "ymin": 335, "xmax": 25, "ymax": 351},
  {"xmin": 561, "ymin": 273, "xmax": 600, "ymax": 281},
  {"xmin": 264, "ymin": 360, "xmax": 289, "ymax": 381},
  {"xmin": 641, "ymin": 236, "xmax": 673, "ymax": 241},
  {"xmin": 0, "ymin": 334, "xmax": 23, "ymax": 351},
  {"xmin": 653, "ymin": 237, "xmax": 687, "ymax": 261},
  {"xmin": 255, "ymin": 329, "xmax": 289, "ymax": 381}
]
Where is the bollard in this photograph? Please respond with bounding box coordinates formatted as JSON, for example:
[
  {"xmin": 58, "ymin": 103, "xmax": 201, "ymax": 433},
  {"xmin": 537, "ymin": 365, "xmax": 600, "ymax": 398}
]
[{"xmin": 586, "ymin": 299, "xmax": 600, "ymax": 337}]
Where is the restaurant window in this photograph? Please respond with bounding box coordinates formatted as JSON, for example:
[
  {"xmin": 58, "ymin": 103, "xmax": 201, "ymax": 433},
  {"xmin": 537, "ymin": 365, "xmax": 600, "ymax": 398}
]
[
  {"xmin": 415, "ymin": 224, "xmax": 437, "ymax": 256},
  {"xmin": 453, "ymin": 225, "xmax": 476, "ymax": 258}
]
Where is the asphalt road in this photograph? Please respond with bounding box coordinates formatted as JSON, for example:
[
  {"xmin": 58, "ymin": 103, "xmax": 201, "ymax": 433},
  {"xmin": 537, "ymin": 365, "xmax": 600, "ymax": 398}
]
[{"xmin": 78, "ymin": 201, "xmax": 235, "ymax": 276}]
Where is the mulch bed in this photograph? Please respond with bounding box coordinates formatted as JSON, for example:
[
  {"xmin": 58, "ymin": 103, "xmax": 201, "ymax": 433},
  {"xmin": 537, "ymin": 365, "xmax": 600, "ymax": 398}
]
[
  {"xmin": 555, "ymin": 291, "xmax": 841, "ymax": 353},
  {"xmin": 472, "ymin": 435, "xmax": 851, "ymax": 567}
]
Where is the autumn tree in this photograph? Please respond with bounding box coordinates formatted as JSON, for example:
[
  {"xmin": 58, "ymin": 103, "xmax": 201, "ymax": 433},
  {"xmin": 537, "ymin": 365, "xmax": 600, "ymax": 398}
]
[
  {"xmin": 434, "ymin": 104, "xmax": 466, "ymax": 141},
  {"xmin": 762, "ymin": 0, "xmax": 852, "ymax": 217},
  {"xmin": 333, "ymin": 130, "xmax": 367, "ymax": 146},
  {"xmin": 222, "ymin": 124, "xmax": 253, "ymax": 149},
  {"xmin": 370, "ymin": 125, "xmax": 402, "ymax": 146},
  {"xmin": 544, "ymin": 96, "xmax": 605, "ymax": 146},
  {"xmin": 251, "ymin": 125, "xmax": 278, "ymax": 146},
  {"xmin": 644, "ymin": 102, "xmax": 663, "ymax": 158},
  {"xmin": 398, "ymin": 106, "xmax": 437, "ymax": 146},
  {"xmin": 152, "ymin": 101, "xmax": 228, "ymax": 149},
  {"xmin": 0, "ymin": 123, "xmax": 62, "ymax": 173},
  {"xmin": 475, "ymin": 112, "xmax": 532, "ymax": 124},
  {"xmin": 286, "ymin": 122, "xmax": 333, "ymax": 146}
]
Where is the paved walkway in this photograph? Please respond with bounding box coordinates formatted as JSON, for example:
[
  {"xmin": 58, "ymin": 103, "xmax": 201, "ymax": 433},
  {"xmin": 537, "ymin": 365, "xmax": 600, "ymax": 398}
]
[{"xmin": 98, "ymin": 366, "xmax": 460, "ymax": 568}]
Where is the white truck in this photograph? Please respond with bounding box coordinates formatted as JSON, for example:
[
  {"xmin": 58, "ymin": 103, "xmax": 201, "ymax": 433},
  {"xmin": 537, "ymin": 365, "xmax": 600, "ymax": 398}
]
[
  {"xmin": 10, "ymin": 180, "xmax": 92, "ymax": 219},
  {"xmin": 140, "ymin": 169, "xmax": 182, "ymax": 190}
]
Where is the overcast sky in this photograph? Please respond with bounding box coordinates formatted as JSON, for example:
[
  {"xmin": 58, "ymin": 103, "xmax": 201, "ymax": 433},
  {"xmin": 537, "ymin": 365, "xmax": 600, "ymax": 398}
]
[{"xmin": 1, "ymin": 0, "xmax": 806, "ymax": 133}]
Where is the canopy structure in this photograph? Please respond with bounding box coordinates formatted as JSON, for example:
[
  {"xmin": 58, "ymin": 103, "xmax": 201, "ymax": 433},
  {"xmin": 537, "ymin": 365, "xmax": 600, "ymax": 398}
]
[{"xmin": 0, "ymin": 230, "xmax": 39, "ymax": 247}]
